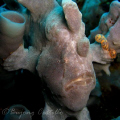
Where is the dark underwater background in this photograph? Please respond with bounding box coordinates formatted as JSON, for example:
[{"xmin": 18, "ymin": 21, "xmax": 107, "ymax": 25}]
[{"xmin": 1, "ymin": 0, "xmax": 120, "ymax": 120}]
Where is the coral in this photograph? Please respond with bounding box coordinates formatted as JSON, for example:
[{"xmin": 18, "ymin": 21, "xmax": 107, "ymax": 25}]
[
  {"xmin": 81, "ymin": 0, "xmax": 114, "ymax": 37},
  {"xmin": 0, "ymin": 11, "xmax": 25, "ymax": 59},
  {"xmin": 57, "ymin": 0, "xmax": 76, "ymax": 5},
  {"xmin": 89, "ymin": 1, "xmax": 120, "ymax": 76},
  {"xmin": 0, "ymin": 0, "xmax": 115, "ymax": 120},
  {"xmin": 3, "ymin": 104, "xmax": 32, "ymax": 120},
  {"xmin": 112, "ymin": 116, "xmax": 120, "ymax": 120},
  {"xmin": 89, "ymin": 1, "xmax": 120, "ymax": 51},
  {"xmin": 0, "ymin": 5, "xmax": 7, "ymax": 13},
  {"xmin": 0, "ymin": 10, "xmax": 26, "ymax": 89},
  {"xmin": 81, "ymin": 0, "xmax": 107, "ymax": 36}
]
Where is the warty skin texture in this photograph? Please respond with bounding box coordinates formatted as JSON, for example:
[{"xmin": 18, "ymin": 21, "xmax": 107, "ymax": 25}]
[
  {"xmin": 1, "ymin": 0, "xmax": 114, "ymax": 119},
  {"xmin": 35, "ymin": 0, "xmax": 96, "ymax": 112},
  {"xmin": 36, "ymin": 4, "xmax": 96, "ymax": 110}
]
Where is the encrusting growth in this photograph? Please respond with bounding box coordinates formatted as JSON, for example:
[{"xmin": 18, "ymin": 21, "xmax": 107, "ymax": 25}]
[{"xmin": 95, "ymin": 34, "xmax": 116, "ymax": 59}]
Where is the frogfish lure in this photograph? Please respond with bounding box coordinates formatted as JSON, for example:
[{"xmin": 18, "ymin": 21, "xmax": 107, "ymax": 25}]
[{"xmin": 95, "ymin": 34, "xmax": 117, "ymax": 59}]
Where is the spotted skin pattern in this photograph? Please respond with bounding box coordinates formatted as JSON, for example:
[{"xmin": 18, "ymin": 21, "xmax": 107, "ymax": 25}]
[
  {"xmin": 101, "ymin": 40, "xmax": 109, "ymax": 51},
  {"xmin": 109, "ymin": 48, "xmax": 117, "ymax": 59},
  {"xmin": 95, "ymin": 34, "xmax": 106, "ymax": 43},
  {"xmin": 95, "ymin": 34, "xmax": 117, "ymax": 59}
]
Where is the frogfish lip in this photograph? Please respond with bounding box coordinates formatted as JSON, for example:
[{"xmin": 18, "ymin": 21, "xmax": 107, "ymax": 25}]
[{"xmin": 65, "ymin": 75, "xmax": 95, "ymax": 91}]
